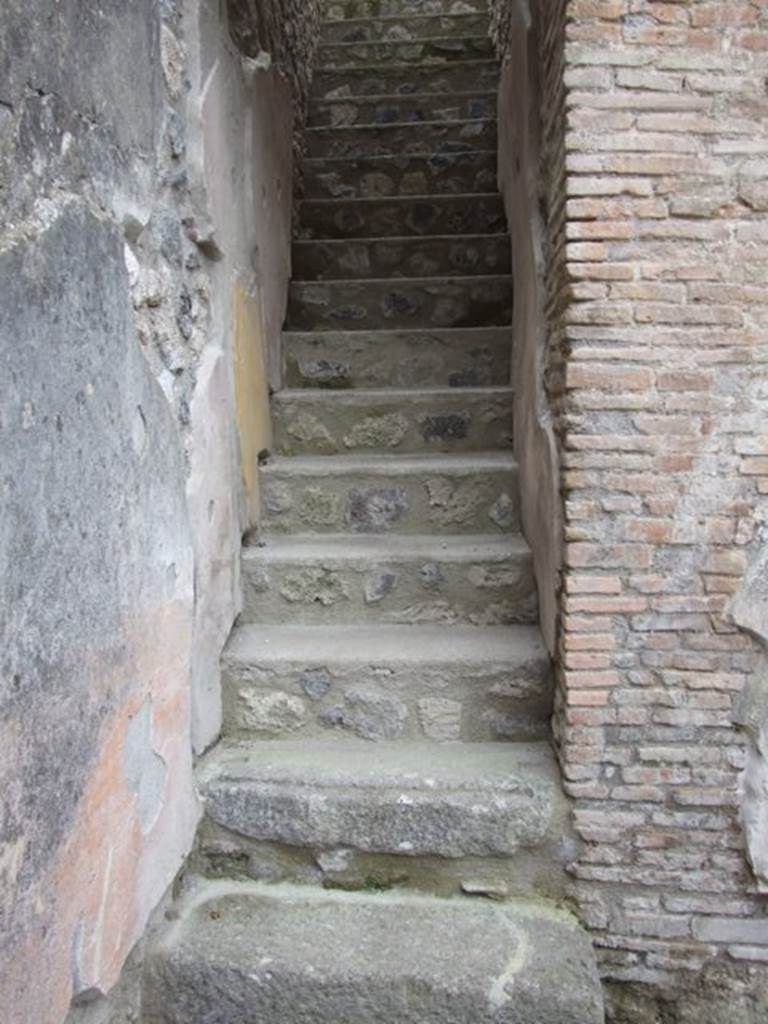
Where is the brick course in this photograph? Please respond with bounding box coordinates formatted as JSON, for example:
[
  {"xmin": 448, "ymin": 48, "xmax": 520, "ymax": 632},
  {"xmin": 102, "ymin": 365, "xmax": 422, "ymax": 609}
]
[{"xmin": 495, "ymin": 0, "xmax": 768, "ymax": 996}]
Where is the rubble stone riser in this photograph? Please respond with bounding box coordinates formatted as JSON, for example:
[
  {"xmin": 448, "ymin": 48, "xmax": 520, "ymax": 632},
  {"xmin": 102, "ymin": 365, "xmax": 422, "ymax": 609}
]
[
  {"xmin": 272, "ymin": 388, "xmax": 513, "ymax": 455},
  {"xmin": 241, "ymin": 548, "xmax": 538, "ymax": 626},
  {"xmin": 221, "ymin": 659, "xmax": 552, "ymax": 743},
  {"xmin": 194, "ymin": 823, "xmax": 571, "ymax": 900},
  {"xmin": 282, "ymin": 327, "xmax": 511, "ymax": 389},
  {"xmin": 298, "ymin": 193, "xmax": 505, "ymax": 239},
  {"xmin": 306, "ymin": 118, "xmax": 497, "ymax": 159},
  {"xmin": 324, "ymin": 0, "xmax": 489, "ymax": 19},
  {"xmin": 320, "ymin": 13, "xmax": 489, "ymax": 43},
  {"xmin": 310, "ymin": 92, "xmax": 496, "ymax": 127},
  {"xmin": 317, "ymin": 36, "xmax": 493, "ymax": 68},
  {"xmin": 286, "ymin": 275, "xmax": 513, "ymax": 330},
  {"xmin": 314, "ymin": 60, "xmax": 499, "ymax": 98},
  {"xmin": 303, "ymin": 150, "xmax": 498, "ymax": 199},
  {"xmin": 293, "ymin": 234, "xmax": 511, "ymax": 282},
  {"xmin": 260, "ymin": 460, "xmax": 520, "ymax": 534}
]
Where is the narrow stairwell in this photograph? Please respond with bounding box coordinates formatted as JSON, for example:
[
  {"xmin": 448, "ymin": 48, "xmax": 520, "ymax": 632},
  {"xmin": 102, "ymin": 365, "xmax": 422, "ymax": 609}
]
[{"xmin": 143, "ymin": 2, "xmax": 605, "ymax": 1021}]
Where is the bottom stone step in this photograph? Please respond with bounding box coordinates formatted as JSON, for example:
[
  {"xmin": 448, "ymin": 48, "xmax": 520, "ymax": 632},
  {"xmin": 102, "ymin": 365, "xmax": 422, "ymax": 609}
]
[{"xmin": 143, "ymin": 881, "xmax": 605, "ymax": 1024}]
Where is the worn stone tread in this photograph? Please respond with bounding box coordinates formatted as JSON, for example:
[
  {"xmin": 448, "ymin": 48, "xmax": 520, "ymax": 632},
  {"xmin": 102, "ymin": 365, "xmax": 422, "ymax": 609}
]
[
  {"xmin": 292, "ymin": 232, "xmax": 511, "ymax": 280},
  {"xmin": 272, "ymin": 386, "xmax": 513, "ymax": 454},
  {"xmin": 283, "ymin": 326, "xmax": 511, "ymax": 389},
  {"xmin": 244, "ymin": 530, "xmax": 529, "ymax": 563},
  {"xmin": 143, "ymin": 880, "xmax": 605, "ymax": 1024},
  {"xmin": 260, "ymin": 450, "xmax": 519, "ymax": 534},
  {"xmin": 225, "ymin": 621, "xmax": 544, "ymax": 667},
  {"xmin": 198, "ymin": 738, "xmax": 568, "ymax": 858}
]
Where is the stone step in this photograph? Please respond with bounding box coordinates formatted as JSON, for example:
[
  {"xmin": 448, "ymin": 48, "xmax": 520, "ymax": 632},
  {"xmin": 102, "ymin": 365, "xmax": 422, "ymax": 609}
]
[
  {"xmin": 314, "ymin": 59, "xmax": 499, "ymax": 99},
  {"xmin": 143, "ymin": 881, "xmax": 605, "ymax": 1024},
  {"xmin": 293, "ymin": 233, "xmax": 510, "ymax": 280},
  {"xmin": 286, "ymin": 275, "xmax": 513, "ymax": 331},
  {"xmin": 298, "ymin": 193, "xmax": 505, "ymax": 240},
  {"xmin": 310, "ymin": 90, "xmax": 496, "ymax": 127},
  {"xmin": 222, "ymin": 623, "xmax": 552, "ymax": 742},
  {"xmin": 260, "ymin": 452, "xmax": 519, "ymax": 535},
  {"xmin": 305, "ymin": 118, "xmax": 496, "ymax": 159},
  {"xmin": 321, "ymin": 12, "xmax": 489, "ymax": 43},
  {"xmin": 271, "ymin": 387, "xmax": 513, "ymax": 455},
  {"xmin": 317, "ymin": 35, "xmax": 494, "ymax": 69},
  {"xmin": 283, "ymin": 326, "xmax": 511, "ymax": 389},
  {"xmin": 241, "ymin": 533, "xmax": 537, "ymax": 625},
  {"xmin": 198, "ymin": 739, "xmax": 567, "ymax": 860},
  {"xmin": 303, "ymin": 150, "xmax": 498, "ymax": 199},
  {"xmin": 325, "ymin": 0, "xmax": 490, "ymax": 19}
]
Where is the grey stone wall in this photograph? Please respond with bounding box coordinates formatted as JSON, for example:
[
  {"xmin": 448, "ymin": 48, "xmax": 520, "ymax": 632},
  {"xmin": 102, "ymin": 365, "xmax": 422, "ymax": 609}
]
[{"xmin": 0, "ymin": 1, "xmax": 317, "ymax": 1021}]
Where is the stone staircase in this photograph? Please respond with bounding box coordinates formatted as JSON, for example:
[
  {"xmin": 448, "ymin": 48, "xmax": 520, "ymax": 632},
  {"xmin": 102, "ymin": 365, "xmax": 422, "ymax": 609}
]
[{"xmin": 142, "ymin": 2, "xmax": 605, "ymax": 1020}]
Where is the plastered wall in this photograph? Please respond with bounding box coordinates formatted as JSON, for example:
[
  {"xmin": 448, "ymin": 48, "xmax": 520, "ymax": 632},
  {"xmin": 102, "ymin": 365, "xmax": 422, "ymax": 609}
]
[{"xmin": 0, "ymin": 2, "xmax": 318, "ymax": 1021}]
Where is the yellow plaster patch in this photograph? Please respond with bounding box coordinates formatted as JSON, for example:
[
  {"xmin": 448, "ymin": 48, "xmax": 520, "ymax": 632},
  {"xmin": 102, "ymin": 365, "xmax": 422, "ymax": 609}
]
[{"xmin": 233, "ymin": 283, "xmax": 272, "ymax": 528}]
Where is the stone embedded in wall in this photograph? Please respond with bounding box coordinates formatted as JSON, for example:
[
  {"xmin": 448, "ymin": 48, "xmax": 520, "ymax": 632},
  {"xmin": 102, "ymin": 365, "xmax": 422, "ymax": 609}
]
[{"xmin": 727, "ymin": 545, "xmax": 768, "ymax": 893}]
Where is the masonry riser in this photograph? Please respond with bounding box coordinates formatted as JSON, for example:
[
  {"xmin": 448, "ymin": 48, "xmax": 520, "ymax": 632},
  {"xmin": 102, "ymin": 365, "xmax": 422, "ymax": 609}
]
[
  {"xmin": 287, "ymin": 276, "xmax": 513, "ymax": 331},
  {"xmin": 222, "ymin": 661, "xmax": 552, "ymax": 744},
  {"xmin": 324, "ymin": 0, "xmax": 489, "ymax": 18},
  {"xmin": 298, "ymin": 194, "xmax": 505, "ymax": 240},
  {"xmin": 241, "ymin": 548, "xmax": 538, "ymax": 626},
  {"xmin": 272, "ymin": 389, "xmax": 513, "ymax": 455},
  {"xmin": 320, "ymin": 13, "xmax": 489, "ymax": 43},
  {"xmin": 317, "ymin": 37, "xmax": 493, "ymax": 68},
  {"xmin": 306, "ymin": 119, "xmax": 496, "ymax": 159},
  {"xmin": 293, "ymin": 234, "xmax": 511, "ymax": 281},
  {"xmin": 260, "ymin": 461, "xmax": 519, "ymax": 535},
  {"xmin": 194, "ymin": 823, "xmax": 568, "ymax": 900},
  {"xmin": 310, "ymin": 92, "xmax": 496, "ymax": 127},
  {"xmin": 303, "ymin": 152, "xmax": 498, "ymax": 199},
  {"xmin": 282, "ymin": 328, "xmax": 511, "ymax": 389},
  {"xmin": 314, "ymin": 61, "xmax": 499, "ymax": 98}
]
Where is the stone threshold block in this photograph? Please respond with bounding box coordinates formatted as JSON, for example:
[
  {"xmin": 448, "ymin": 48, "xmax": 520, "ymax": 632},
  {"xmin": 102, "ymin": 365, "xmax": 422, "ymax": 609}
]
[{"xmin": 142, "ymin": 880, "xmax": 605, "ymax": 1024}]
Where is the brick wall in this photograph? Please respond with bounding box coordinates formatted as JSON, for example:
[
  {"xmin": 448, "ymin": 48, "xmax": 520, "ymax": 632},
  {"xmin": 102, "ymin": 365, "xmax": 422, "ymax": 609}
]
[{"xmin": 495, "ymin": 0, "xmax": 768, "ymax": 1006}]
